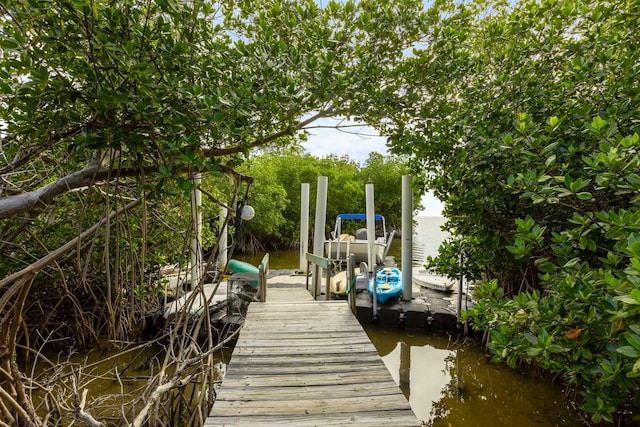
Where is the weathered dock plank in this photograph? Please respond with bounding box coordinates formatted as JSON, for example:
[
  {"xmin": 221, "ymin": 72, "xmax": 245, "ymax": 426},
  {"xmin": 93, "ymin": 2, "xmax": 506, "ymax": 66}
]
[
  {"xmin": 207, "ymin": 286, "xmax": 419, "ymax": 426},
  {"xmin": 205, "ymin": 411, "xmax": 419, "ymax": 427}
]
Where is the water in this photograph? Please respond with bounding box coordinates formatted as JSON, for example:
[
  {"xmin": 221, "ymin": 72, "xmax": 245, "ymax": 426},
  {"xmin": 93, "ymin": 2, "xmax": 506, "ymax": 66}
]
[
  {"xmin": 386, "ymin": 216, "xmax": 449, "ymax": 266},
  {"xmin": 30, "ymin": 342, "xmax": 232, "ymax": 423},
  {"xmin": 367, "ymin": 327, "xmax": 585, "ymax": 426},
  {"xmin": 379, "ymin": 217, "xmax": 584, "ymax": 426},
  {"xmin": 240, "ymin": 216, "xmax": 588, "ymax": 426}
]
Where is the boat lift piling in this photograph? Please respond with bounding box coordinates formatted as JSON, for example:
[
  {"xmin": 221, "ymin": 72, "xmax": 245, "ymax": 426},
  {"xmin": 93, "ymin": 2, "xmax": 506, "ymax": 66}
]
[
  {"xmin": 366, "ymin": 184, "xmax": 378, "ymax": 318},
  {"xmin": 365, "ymin": 184, "xmax": 376, "ymax": 272},
  {"xmin": 372, "ymin": 263, "xmax": 378, "ymax": 318},
  {"xmin": 312, "ymin": 176, "xmax": 328, "ymax": 298},
  {"xmin": 298, "ymin": 183, "xmax": 310, "ymax": 275},
  {"xmin": 401, "ymin": 175, "xmax": 413, "ymax": 301}
]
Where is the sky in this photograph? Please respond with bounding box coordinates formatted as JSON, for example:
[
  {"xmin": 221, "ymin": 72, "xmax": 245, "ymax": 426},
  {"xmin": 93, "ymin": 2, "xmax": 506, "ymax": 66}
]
[{"xmin": 301, "ymin": 117, "xmax": 444, "ymax": 217}]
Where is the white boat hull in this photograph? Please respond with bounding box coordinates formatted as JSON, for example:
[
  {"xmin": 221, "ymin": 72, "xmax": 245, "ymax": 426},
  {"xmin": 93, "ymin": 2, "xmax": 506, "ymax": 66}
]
[
  {"xmin": 412, "ymin": 268, "xmax": 456, "ymax": 292},
  {"xmin": 324, "ymin": 239, "xmax": 386, "ymax": 264}
]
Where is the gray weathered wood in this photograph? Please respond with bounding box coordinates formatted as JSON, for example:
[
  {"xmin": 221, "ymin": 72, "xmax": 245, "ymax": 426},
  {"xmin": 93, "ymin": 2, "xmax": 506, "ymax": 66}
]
[
  {"xmin": 205, "ymin": 411, "xmax": 420, "ymax": 427},
  {"xmin": 207, "ymin": 286, "xmax": 419, "ymax": 426}
]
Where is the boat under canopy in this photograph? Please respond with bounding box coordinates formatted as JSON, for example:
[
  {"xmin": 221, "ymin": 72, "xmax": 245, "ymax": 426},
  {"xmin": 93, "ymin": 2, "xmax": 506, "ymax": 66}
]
[{"xmin": 324, "ymin": 213, "xmax": 394, "ymax": 265}]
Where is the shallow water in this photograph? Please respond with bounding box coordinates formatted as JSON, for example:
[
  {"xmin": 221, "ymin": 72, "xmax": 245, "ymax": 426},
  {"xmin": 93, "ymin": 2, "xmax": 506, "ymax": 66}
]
[
  {"xmin": 365, "ymin": 327, "xmax": 586, "ymax": 427},
  {"xmin": 29, "ymin": 342, "xmax": 231, "ymax": 423}
]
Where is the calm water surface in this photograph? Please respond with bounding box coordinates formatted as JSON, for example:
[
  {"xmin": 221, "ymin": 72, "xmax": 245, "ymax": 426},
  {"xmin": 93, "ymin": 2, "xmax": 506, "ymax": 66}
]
[
  {"xmin": 242, "ymin": 216, "xmax": 588, "ymax": 426},
  {"xmin": 366, "ymin": 327, "xmax": 585, "ymax": 426}
]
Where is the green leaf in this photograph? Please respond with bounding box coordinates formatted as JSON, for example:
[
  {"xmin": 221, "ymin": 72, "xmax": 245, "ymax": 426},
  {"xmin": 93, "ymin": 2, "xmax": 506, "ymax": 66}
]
[
  {"xmin": 616, "ymin": 289, "xmax": 640, "ymax": 305},
  {"xmin": 563, "ymin": 257, "xmax": 581, "ymax": 268},
  {"xmin": 527, "ymin": 347, "xmax": 543, "ymax": 357},
  {"xmin": 0, "ymin": 82, "xmax": 12, "ymax": 94},
  {"xmin": 524, "ymin": 332, "xmax": 538, "ymax": 345},
  {"xmin": 624, "ymin": 333, "xmax": 640, "ymax": 352},
  {"xmin": 0, "ymin": 37, "xmax": 20, "ymax": 50},
  {"xmin": 548, "ymin": 344, "xmax": 568, "ymax": 353},
  {"xmin": 591, "ymin": 116, "xmax": 607, "ymax": 131},
  {"xmin": 617, "ymin": 346, "xmax": 640, "ymax": 358},
  {"xmin": 616, "ymin": 295, "xmax": 640, "ymax": 305},
  {"xmin": 72, "ymin": 0, "xmax": 91, "ymax": 7}
]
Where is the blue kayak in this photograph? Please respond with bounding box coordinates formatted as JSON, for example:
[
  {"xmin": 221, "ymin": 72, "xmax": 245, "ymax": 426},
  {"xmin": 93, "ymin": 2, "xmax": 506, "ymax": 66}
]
[{"xmin": 369, "ymin": 267, "xmax": 403, "ymax": 304}]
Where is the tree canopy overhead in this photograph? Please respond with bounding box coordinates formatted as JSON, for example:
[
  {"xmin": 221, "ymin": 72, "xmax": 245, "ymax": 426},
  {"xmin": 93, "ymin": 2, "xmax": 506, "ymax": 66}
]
[
  {"xmin": 4, "ymin": 0, "xmax": 638, "ymax": 424},
  {"xmin": 0, "ymin": 1, "xmax": 431, "ymax": 425},
  {"xmin": 382, "ymin": 0, "xmax": 639, "ymax": 422},
  {"xmin": 0, "ymin": 0, "xmax": 426, "ymax": 220}
]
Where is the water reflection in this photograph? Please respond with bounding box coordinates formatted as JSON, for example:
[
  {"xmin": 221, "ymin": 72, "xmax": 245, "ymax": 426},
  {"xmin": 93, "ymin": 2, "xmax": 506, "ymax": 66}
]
[{"xmin": 365, "ymin": 327, "xmax": 588, "ymax": 427}]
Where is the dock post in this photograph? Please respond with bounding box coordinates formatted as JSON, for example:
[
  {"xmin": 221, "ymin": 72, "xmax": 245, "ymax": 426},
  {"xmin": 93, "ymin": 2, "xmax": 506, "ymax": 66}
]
[
  {"xmin": 218, "ymin": 206, "xmax": 228, "ymax": 268},
  {"xmin": 372, "ymin": 264, "xmax": 378, "ymax": 319},
  {"xmin": 325, "ymin": 270, "xmax": 330, "ymax": 301},
  {"xmin": 312, "ymin": 177, "xmax": 328, "ymax": 299},
  {"xmin": 365, "ymin": 184, "xmax": 376, "ymax": 269},
  {"xmin": 348, "ymin": 254, "xmax": 356, "ymax": 315},
  {"xmin": 299, "ymin": 183, "xmax": 310, "ymax": 274},
  {"xmin": 401, "ymin": 175, "xmax": 413, "ymax": 301}
]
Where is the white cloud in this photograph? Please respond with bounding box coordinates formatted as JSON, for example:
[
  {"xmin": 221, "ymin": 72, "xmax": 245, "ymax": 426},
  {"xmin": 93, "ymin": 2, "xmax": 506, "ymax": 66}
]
[{"xmin": 301, "ymin": 117, "xmax": 388, "ymax": 163}]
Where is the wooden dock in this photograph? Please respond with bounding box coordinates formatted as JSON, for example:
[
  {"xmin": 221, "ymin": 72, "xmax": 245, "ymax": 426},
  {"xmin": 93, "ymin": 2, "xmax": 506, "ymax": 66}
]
[{"xmin": 206, "ymin": 286, "xmax": 419, "ymax": 426}]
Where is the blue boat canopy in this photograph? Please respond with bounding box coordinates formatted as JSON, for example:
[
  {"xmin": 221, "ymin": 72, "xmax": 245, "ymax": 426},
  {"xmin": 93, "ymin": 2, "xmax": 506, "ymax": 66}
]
[{"xmin": 336, "ymin": 213, "xmax": 383, "ymax": 221}]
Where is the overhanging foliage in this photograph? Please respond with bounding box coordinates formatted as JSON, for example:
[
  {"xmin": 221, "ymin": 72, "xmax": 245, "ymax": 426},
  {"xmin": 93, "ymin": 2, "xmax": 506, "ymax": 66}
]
[{"xmin": 384, "ymin": 0, "xmax": 639, "ymax": 422}]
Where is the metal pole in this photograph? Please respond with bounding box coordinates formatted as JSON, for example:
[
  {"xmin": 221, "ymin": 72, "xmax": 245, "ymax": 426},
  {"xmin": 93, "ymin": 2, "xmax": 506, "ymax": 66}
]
[
  {"xmin": 218, "ymin": 206, "xmax": 228, "ymax": 268},
  {"xmin": 372, "ymin": 264, "xmax": 378, "ymax": 319},
  {"xmin": 299, "ymin": 183, "xmax": 310, "ymax": 273},
  {"xmin": 312, "ymin": 176, "xmax": 328, "ymax": 298},
  {"xmin": 365, "ymin": 184, "xmax": 376, "ymax": 269},
  {"xmin": 401, "ymin": 175, "xmax": 413, "ymax": 301}
]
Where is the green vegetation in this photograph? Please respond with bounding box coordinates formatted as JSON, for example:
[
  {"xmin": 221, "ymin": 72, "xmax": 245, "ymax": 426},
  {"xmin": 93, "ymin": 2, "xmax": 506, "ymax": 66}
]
[
  {"xmin": 237, "ymin": 150, "xmax": 419, "ymax": 252},
  {"xmin": 385, "ymin": 0, "xmax": 639, "ymax": 422},
  {"xmin": 0, "ymin": 0, "xmax": 428, "ymax": 425},
  {"xmin": 1, "ymin": 0, "xmax": 638, "ymax": 424}
]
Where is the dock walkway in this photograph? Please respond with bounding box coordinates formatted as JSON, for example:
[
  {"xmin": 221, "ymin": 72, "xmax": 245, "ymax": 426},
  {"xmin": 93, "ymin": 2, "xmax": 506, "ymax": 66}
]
[{"xmin": 206, "ymin": 281, "xmax": 419, "ymax": 426}]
